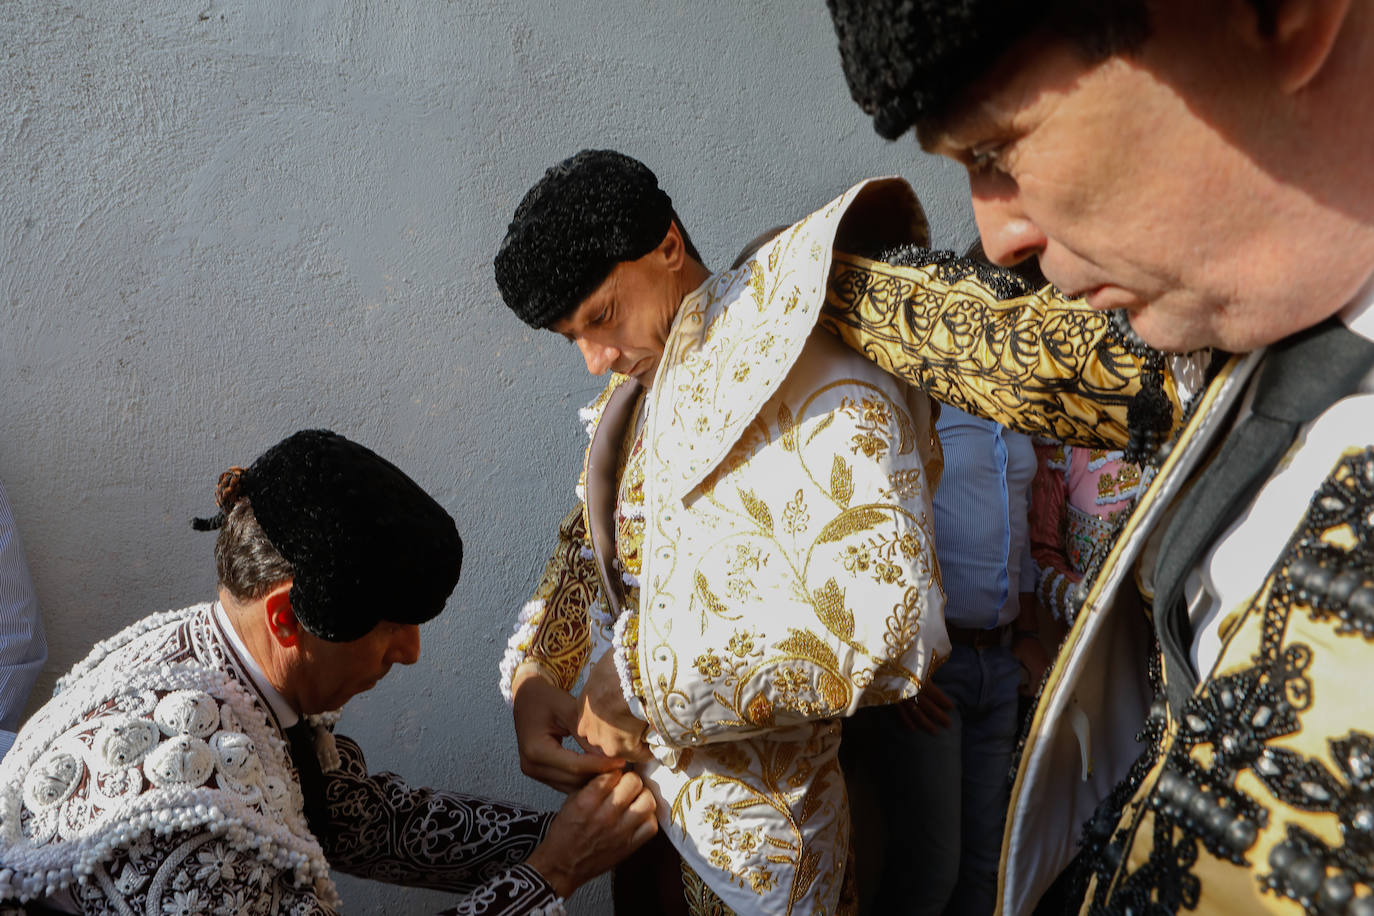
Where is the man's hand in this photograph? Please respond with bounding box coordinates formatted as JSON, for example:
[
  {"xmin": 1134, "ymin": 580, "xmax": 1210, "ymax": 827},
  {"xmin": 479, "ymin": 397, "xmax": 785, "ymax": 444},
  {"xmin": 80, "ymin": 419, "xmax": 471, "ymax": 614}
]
[
  {"xmin": 513, "ymin": 665, "xmax": 623, "ymax": 793},
  {"xmin": 895, "ymin": 682, "xmax": 955, "ymax": 734},
  {"xmin": 525, "ymin": 770, "xmax": 659, "ymax": 899},
  {"xmin": 576, "ymin": 652, "xmax": 652, "ymax": 762}
]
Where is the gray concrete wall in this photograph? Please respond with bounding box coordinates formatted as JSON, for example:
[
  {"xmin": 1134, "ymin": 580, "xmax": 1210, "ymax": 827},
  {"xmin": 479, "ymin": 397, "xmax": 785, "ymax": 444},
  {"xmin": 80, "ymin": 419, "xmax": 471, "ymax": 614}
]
[{"xmin": 0, "ymin": 1, "xmax": 974, "ymax": 911}]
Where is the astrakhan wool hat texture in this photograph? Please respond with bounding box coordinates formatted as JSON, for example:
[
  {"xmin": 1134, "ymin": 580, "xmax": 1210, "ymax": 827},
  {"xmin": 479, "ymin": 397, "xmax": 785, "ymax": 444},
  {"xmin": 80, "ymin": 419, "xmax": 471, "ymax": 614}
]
[
  {"xmin": 239, "ymin": 429, "xmax": 462, "ymax": 642},
  {"xmin": 494, "ymin": 149, "xmax": 675, "ymax": 329}
]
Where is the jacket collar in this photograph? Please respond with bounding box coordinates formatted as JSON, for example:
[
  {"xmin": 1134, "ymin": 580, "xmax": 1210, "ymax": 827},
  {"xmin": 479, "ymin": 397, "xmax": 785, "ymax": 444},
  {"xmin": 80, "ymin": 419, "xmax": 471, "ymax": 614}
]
[{"xmin": 646, "ymin": 177, "xmax": 926, "ymax": 502}]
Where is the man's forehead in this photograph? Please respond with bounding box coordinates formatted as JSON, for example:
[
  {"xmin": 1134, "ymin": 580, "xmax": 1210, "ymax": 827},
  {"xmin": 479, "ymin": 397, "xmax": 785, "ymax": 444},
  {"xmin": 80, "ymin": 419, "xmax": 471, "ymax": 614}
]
[
  {"xmin": 550, "ymin": 267, "xmax": 618, "ymax": 336},
  {"xmin": 916, "ymin": 38, "xmax": 1089, "ymax": 155}
]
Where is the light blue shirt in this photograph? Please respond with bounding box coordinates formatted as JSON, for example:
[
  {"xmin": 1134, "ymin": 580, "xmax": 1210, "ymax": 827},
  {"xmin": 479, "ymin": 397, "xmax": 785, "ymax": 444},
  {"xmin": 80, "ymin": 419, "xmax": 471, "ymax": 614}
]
[
  {"xmin": 0, "ymin": 480, "xmax": 46, "ymax": 759},
  {"xmin": 931, "ymin": 406, "xmax": 1037, "ymax": 630}
]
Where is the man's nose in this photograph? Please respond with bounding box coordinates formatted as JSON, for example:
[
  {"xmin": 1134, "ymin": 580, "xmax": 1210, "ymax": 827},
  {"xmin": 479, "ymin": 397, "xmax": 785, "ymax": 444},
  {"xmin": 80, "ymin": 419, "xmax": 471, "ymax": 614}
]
[
  {"xmin": 388, "ymin": 625, "xmax": 421, "ymax": 666},
  {"xmin": 577, "ymin": 337, "xmax": 619, "ymax": 376},
  {"xmin": 969, "ymin": 171, "xmax": 1047, "ymax": 269}
]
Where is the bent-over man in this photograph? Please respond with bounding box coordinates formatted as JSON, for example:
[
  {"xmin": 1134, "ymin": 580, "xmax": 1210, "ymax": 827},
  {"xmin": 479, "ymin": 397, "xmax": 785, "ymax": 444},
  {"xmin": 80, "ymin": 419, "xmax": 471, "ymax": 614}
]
[{"xmin": 0, "ymin": 429, "xmax": 656, "ymax": 914}]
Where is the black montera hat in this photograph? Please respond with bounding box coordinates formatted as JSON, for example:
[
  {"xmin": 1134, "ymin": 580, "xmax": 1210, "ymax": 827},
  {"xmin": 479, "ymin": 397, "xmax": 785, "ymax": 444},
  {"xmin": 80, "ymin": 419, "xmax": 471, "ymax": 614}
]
[
  {"xmin": 204, "ymin": 429, "xmax": 462, "ymax": 642},
  {"xmin": 827, "ymin": 0, "xmax": 1041, "ymax": 139},
  {"xmin": 826, "ymin": 0, "xmax": 1148, "ymax": 140},
  {"xmin": 494, "ymin": 149, "xmax": 675, "ymax": 329}
]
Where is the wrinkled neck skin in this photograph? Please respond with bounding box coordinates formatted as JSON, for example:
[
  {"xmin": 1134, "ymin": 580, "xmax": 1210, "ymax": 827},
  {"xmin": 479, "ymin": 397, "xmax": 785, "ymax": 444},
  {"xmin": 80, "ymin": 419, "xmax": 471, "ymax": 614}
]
[{"xmin": 220, "ymin": 588, "xmax": 296, "ymax": 709}]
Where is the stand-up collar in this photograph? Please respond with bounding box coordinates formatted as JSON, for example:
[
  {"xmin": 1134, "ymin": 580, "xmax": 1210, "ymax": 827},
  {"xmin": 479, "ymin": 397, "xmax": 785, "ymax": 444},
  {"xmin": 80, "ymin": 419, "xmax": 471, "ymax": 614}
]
[{"xmin": 213, "ymin": 601, "xmax": 298, "ymax": 729}]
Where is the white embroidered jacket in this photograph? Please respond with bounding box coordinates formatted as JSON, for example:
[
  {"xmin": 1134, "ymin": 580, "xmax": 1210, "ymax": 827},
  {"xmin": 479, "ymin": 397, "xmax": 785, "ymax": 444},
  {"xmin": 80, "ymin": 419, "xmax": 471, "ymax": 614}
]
[
  {"xmin": 0, "ymin": 604, "xmax": 562, "ymax": 916},
  {"xmin": 500, "ymin": 179, "xmax": 950, "ymax": 914}
]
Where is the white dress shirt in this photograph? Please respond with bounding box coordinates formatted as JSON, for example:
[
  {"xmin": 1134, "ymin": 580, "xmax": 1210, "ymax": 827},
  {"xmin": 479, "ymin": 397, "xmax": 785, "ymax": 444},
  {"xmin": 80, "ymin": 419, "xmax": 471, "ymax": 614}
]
[{"xmin": 1188, "ymin": 269, "xmax": 1374, "ymax": 671}]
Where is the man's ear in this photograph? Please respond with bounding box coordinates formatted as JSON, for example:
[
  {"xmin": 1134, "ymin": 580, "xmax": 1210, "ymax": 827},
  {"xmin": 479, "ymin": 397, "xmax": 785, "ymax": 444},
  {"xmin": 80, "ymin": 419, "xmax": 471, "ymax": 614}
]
[
  {"xmin": 658, "ymin": 220, "xmax": 687, "ymax": 272},
  {"xmin": 263, "ymin": 583, "xmax": 301, "ymax": 648},
  {"xmin": 1261, "ymin": 0, "xmax": 1351, "ymax": 93}
]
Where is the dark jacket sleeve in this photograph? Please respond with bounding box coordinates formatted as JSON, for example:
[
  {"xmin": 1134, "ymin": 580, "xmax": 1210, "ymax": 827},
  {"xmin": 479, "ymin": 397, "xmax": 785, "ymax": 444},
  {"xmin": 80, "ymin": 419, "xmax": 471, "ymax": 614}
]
[{"xmin": 323, "ymin": 735, "xmax": 563, "ymax": 914}]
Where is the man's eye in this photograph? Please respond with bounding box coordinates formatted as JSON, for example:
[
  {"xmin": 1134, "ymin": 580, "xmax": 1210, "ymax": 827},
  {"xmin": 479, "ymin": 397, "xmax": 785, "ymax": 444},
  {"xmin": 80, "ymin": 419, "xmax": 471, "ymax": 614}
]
[{"xmin": 968, "ymin": 142, "xmax": 1005, "ymax": 173}]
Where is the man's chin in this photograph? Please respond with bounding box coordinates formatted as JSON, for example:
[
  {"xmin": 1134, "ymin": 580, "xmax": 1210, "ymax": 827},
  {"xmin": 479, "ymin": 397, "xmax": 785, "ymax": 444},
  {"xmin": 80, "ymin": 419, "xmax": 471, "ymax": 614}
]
[
  {"xmin": 1108, "ymin": 307, "xmax": 1202, "ymax": 355},
  {"xmin": 1108, "ymin": 307, "xmax": 1154, "ymax": 350}
]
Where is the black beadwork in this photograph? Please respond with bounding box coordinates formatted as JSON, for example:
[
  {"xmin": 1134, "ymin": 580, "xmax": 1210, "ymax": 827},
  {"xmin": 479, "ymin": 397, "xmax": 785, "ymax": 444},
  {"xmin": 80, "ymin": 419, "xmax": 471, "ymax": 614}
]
[{"xmin": 1087, "ymin": 449, "xmax": 1374, "ymax": 914}]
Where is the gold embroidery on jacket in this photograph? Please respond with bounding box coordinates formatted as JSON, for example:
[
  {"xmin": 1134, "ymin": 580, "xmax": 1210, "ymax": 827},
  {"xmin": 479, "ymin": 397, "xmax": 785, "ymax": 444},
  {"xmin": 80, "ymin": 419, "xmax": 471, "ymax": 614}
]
[{"xmin": 820, "ymin": 252, "xmax": 1186, "ymax": 449}]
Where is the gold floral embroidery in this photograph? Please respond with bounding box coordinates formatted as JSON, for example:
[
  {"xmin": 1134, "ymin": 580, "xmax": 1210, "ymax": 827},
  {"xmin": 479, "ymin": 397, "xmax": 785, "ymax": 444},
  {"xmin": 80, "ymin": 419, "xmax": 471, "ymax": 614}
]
[
  {"xmin": 782, "ymin": 490, "xmax": 810, "ymax": 535},
  {"xmin": 840, "ymin": 395, "xmax": 895, "ymax": 460},
  {"xmin": 879, "ymin": 468, "xmax": 926, "ymax": 500},
  {"xmin": 523, "ymin": 507, "xmax": 597, "ymax": 690},
  {"xmin": 725, "ymin": 545, "xmax": 764, "ymax": 601},
  {"xmin": 599, "ymin": 182, "xmax": 943, "ymax": 915},
  {"xmin": 692, "ymin": 630, "xmax": 764, "ymax": 690},
  {"xmin": 841, "ymin": 544, "xmax": 870, "ymax": 573},
  {"xmin": 726, "ymin": 631, "xmax": 758, "ymax": 659}
]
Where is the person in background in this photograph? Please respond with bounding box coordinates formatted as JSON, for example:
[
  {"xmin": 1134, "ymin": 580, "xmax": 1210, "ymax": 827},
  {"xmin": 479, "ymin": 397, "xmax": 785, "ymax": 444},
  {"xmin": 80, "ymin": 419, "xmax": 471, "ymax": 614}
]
[
  {"xmin": 840, "ymin": 248, "xmax": 1046, "ymax": 915},
  {"xmin": 1030, "ymin": 441, "xmax": 1144, "ymax": 641},
  {"xmin": 0, "ymin": 478, "xmax": 46, "ymax": 761}
]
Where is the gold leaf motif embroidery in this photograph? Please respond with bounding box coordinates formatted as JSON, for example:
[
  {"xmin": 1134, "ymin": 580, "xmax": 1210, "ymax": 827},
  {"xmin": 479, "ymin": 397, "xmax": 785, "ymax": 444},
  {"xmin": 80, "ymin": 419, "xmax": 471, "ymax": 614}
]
[
  {"xmin": 791, "ymin": 848, "xmax": 823, "ymax": 909},
  {"xmin": 782, "ymin": 490, "xmax": 810, "ymax": 535},
  {"xmin": 695, "ymin": 572, "xmax": 742, "ymax": 623},
  {"xmin": 738, "ymin": 488, "xmax": 774, "ymax": 534},
  {"xmin": 746, "ymin": 692, "xmax": 775, "ymax": 727},
  {"xmin": 765, "ymin": 740, "xmax": 800, "ymax": 786},
  {"xmin": 778, "ymin": 403, "xmax": 797, "ymax": 452},
  {"xmin": 805, "ymin": 412, "xmax": 836, "ymax": 445},
  {"xmin": 830, "ymin": 455, "xmax": 853, "ymax": 508},
  {"xmin": 818, "ymin": 672, "xmax": 850, "ymax": 713},
  {"xmin": 816, "ymin": 506, "xmax": 889, "ymax": 544},
  {"xmin": 682, "ymin": 860, "xmax": 736, "ymax": 916},
  {"xmin": 750, "ymin": 261, "xmax": 766, "ymax": 311},
  {"xmin": 810, "ymin": 579, "xmax": 855, "ymax": 643},
  {"xmin": 880, "ymin": 468, "xmax": 925, "ymax": 500},
  {"xmin": 798, "ymin": 779, "xmax": 827, "ymax": 828},
  {"xmin": 776, "ymin": 628, "xmax": 841, "ymax": 675},
  {"xmin": 725, "ymin": 545, "xmax": 764, "ymax": 602}
]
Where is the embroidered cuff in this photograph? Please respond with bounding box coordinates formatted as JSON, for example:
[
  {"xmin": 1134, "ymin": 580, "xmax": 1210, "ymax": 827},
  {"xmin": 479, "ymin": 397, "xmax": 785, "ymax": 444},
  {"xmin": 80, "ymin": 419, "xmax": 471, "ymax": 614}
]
[
  {"xmin": 436, "ymin": 864, "xmax": 566, "ymax": 916},
  {"xmin": 1037, "ymin": 569, "xmax": 1082, "ymax": 625},
  {"xmin": 499, "ymin": 599, "xmax": 548, "ymax": 705},
  {"xmin": 510, "ymin": 862, "xmax": 568, "ymax": 915},
  {"xmin": 612, "ymin": 610, "xmax": 647, "ymax": 721}
]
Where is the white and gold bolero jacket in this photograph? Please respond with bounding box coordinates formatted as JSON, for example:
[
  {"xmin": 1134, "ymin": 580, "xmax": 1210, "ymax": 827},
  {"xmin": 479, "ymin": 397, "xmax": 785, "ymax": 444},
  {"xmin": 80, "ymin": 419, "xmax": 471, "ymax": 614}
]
[{"xmin": 500, "ymin": 179, "xmax": 949, "ymax": 914}]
